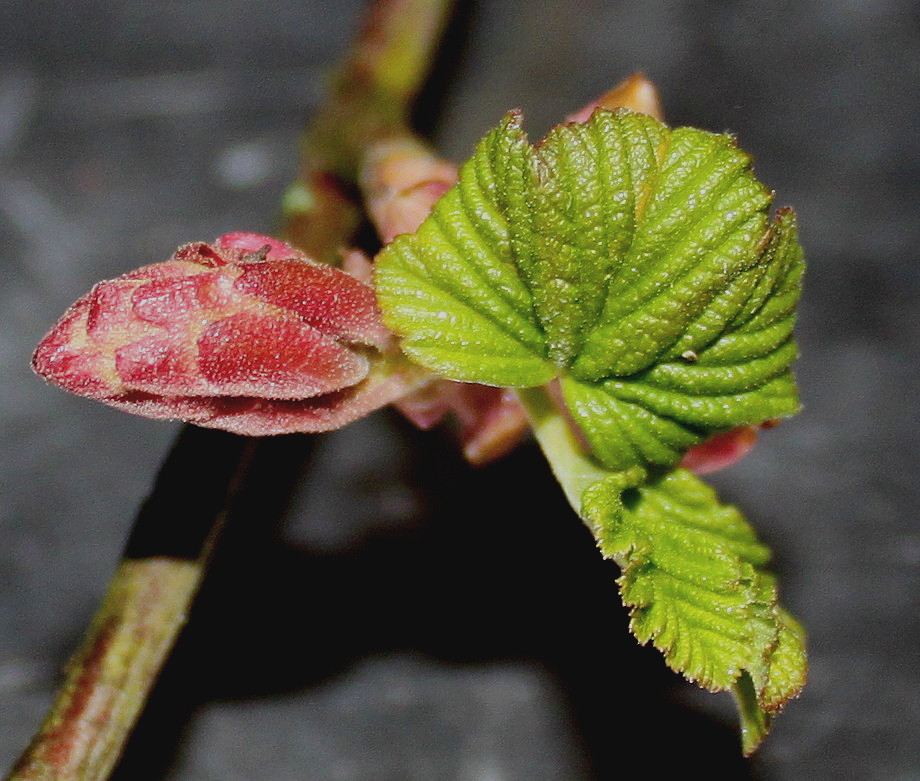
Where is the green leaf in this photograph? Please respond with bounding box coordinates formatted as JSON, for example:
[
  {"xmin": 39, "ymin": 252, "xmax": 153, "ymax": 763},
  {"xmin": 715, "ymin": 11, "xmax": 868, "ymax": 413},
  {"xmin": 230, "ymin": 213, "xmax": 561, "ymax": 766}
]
[
  {"xmin": 581, "ymin": 468, "xmax": 806, "ymax": 742},
  {"xmin": 733, "ymin": 609, "xmax": 807, "ymax": 754},
  {"xmin": 517, "ymin": 386, "xmax": 806, "ymax": 752},
  {"xmin": 374, "ymin": 113, "xmax": 554, "ymax": 386},
  {"xmin": 565, "ymin": 207, "xmax": 802, "ymax": 469},
  {"xmin": 375, "ymin": 110, "xmax": 803, "ymax": 469},
  {"xmin": 521, "ymin": 110, "xmax": 670, "ymax": 367}
]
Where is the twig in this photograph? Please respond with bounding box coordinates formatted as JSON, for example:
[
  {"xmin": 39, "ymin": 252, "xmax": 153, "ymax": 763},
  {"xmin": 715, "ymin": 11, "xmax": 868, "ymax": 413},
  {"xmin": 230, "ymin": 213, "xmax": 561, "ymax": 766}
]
[
  {"xmin": 286, "ymin": 0, "xmax": 453, "ymax": 260},
  {"xmin": 7, "ymin": 430, "xmax": 254, "ymax": 781},
  {"xmin": 5, "ymin": 1, "xmax": 454, "ymax": 779}
]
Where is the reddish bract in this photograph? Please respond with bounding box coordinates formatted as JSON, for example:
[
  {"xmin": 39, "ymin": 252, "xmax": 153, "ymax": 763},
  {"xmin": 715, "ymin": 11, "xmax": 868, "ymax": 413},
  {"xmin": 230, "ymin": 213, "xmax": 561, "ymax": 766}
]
[
  {"xmin": 32, "ymin": 234, "xmax": 407, "ymax": 435},
  {"xmin": 679, "ymin": 426, "xmax": 760, "ymax": 474},
  {"xmin": 396, "ymin": 382, "xmax": 530, "ymax": 466}
]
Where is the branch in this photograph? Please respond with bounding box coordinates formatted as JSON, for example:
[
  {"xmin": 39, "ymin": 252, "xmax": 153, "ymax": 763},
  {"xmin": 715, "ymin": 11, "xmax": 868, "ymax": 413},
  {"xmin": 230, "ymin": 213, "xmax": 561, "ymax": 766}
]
[{"xmin": 7, "ymin": 430, "xmax": 254, "ymax": 781}]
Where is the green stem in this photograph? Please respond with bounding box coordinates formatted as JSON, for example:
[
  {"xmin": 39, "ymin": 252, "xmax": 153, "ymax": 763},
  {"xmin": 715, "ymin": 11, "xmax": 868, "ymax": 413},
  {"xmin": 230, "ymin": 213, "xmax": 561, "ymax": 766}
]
[
  {"xmin": 9, "ymin": 564, "xmax": 199, "ymax": 780},
  {"xmin": 516, "ymin": 386, "xmax": 610, "ymax": 509},
  {"xmin": 6, "ymin": 1, "xmax": 454, "ymax": 779},
  {"xmin": 515, "ymin": 386, "xmax": 645, "ymax": 519}
]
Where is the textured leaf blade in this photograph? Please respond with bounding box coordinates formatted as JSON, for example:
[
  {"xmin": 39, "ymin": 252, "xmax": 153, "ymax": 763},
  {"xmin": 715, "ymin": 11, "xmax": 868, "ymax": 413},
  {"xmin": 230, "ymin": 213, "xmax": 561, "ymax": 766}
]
[
  {"xmin": 754, "ymin": 605, "xmax": 808, "ymax": 712},
  {"xmin": 571, "ymin": 125, "xmax": 774, "ymax": 380},
  {"xmin": 525, "ymin": 110, "xmax": 668, "ymax": 365},
  {"xmin": 581, "ymin": 468, "xmax": 806, "ymax": 708},
  {"xmin": 733, "ymin": 608, "xmax": 807, "ymax": 755},
  {"xmin": 561, "ymin": 374, "xmax": 703, "ymax": 471},
  {"xmin": 375, "ymin": 113, "xmax": 554, "ymax": 386},
  {"xmin": 518, "ymin": 387, "xmax": 806, "ymax": 752},
  {"xmin": 565, "ymin": 209, "xmax": 804, "ymax": 470},
  {"xmin": 377, "ymin": 109, "xmax": 803, "ymax": 471}
]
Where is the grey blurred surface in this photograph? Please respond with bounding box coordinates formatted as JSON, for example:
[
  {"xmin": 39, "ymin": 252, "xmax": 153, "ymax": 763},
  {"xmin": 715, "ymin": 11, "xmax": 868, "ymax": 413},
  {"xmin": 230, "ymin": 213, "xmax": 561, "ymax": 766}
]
[{"xmin": 2, "ymin": 1, "xmax": 918, "ymax": 779}]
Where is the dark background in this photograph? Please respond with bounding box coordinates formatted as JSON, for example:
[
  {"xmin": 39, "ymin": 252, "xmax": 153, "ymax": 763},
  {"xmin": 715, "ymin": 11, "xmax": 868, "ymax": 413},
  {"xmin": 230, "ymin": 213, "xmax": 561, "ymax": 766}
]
[{"xmin": 1, "ymin": 1, "xmax": 917, "ymax": 778}]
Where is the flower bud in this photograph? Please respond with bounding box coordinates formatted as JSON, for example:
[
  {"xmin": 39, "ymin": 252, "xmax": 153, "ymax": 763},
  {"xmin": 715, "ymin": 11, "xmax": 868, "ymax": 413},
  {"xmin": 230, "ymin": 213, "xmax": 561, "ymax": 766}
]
[{"xmin": 32, "ymin": 234, "xmax": 414, "ymax": 435}]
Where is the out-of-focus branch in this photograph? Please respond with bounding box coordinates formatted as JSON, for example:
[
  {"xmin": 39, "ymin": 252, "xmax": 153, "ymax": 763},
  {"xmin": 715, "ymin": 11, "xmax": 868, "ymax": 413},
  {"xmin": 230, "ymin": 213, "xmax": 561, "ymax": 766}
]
[
  {"xmin": 6, "ymin": 428, "xmax": 255, "ymax": 781},
  {"xmin": 286, "ymin": 0, "xmax": 453, "ymax": 260}
]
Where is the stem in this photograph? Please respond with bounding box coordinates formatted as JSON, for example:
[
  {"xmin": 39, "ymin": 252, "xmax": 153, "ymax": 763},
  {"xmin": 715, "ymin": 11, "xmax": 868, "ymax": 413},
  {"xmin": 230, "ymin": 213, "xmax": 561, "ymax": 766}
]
[
  {"xmin": 306, "ymin": 0, "xmax": 453, "ymax": 182},
  {"xmin": 12, "ymin": 562, "xmax": 201, "ymax": 779},
  {"xmin": 514, "ymin": 386, "xmax": 645, "ymax": 518},
  {"xmin": 7, "ymin": 429, "xmax": 255, "ymax": 781},
  {"xmin": 6, "ymin": 1, "xmax": 454, "ymax": 779},
  {"xmin": 515, "ymin": 386, "xmax": 610, "ymax": 511}
]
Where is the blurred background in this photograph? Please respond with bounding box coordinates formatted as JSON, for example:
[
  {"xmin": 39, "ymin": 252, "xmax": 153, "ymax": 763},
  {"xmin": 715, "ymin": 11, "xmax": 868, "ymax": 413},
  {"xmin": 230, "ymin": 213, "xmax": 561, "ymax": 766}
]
[{"xmin": 1, "ymin": 0, "xmax": 917, "ymax": 778}]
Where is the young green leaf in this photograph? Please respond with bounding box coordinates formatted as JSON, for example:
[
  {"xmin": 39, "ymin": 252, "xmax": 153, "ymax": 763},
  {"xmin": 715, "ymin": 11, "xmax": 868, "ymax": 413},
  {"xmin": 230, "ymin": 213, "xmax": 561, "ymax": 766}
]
[
  {"xmin": 518, "ymin": 386, "xmax": 806, "ymax": 753},
  {"xmin": 583, "ymin": 469, "xmax": 795, "ymax": 689},
  {"xmin": 584, "ymin": 468, "xmax": 806, "ymax": 752},
  {"xmin": 374, "ymin": 113, "xmax": 554, "ymax": 387},
  {"xmin": 375, "ymin": 109, "xmax": 803, "ymax": 471},
  {"xmin": 562, "ymin": 207, "xmax": 803, "ymax": 469}
]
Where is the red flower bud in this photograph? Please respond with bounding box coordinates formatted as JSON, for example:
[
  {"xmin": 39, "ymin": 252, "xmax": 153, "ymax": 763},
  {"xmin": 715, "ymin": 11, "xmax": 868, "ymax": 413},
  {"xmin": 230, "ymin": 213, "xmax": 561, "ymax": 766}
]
[{"xmin": 32, "ymin": 234, "xmax": 416, "ymax": 435}]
